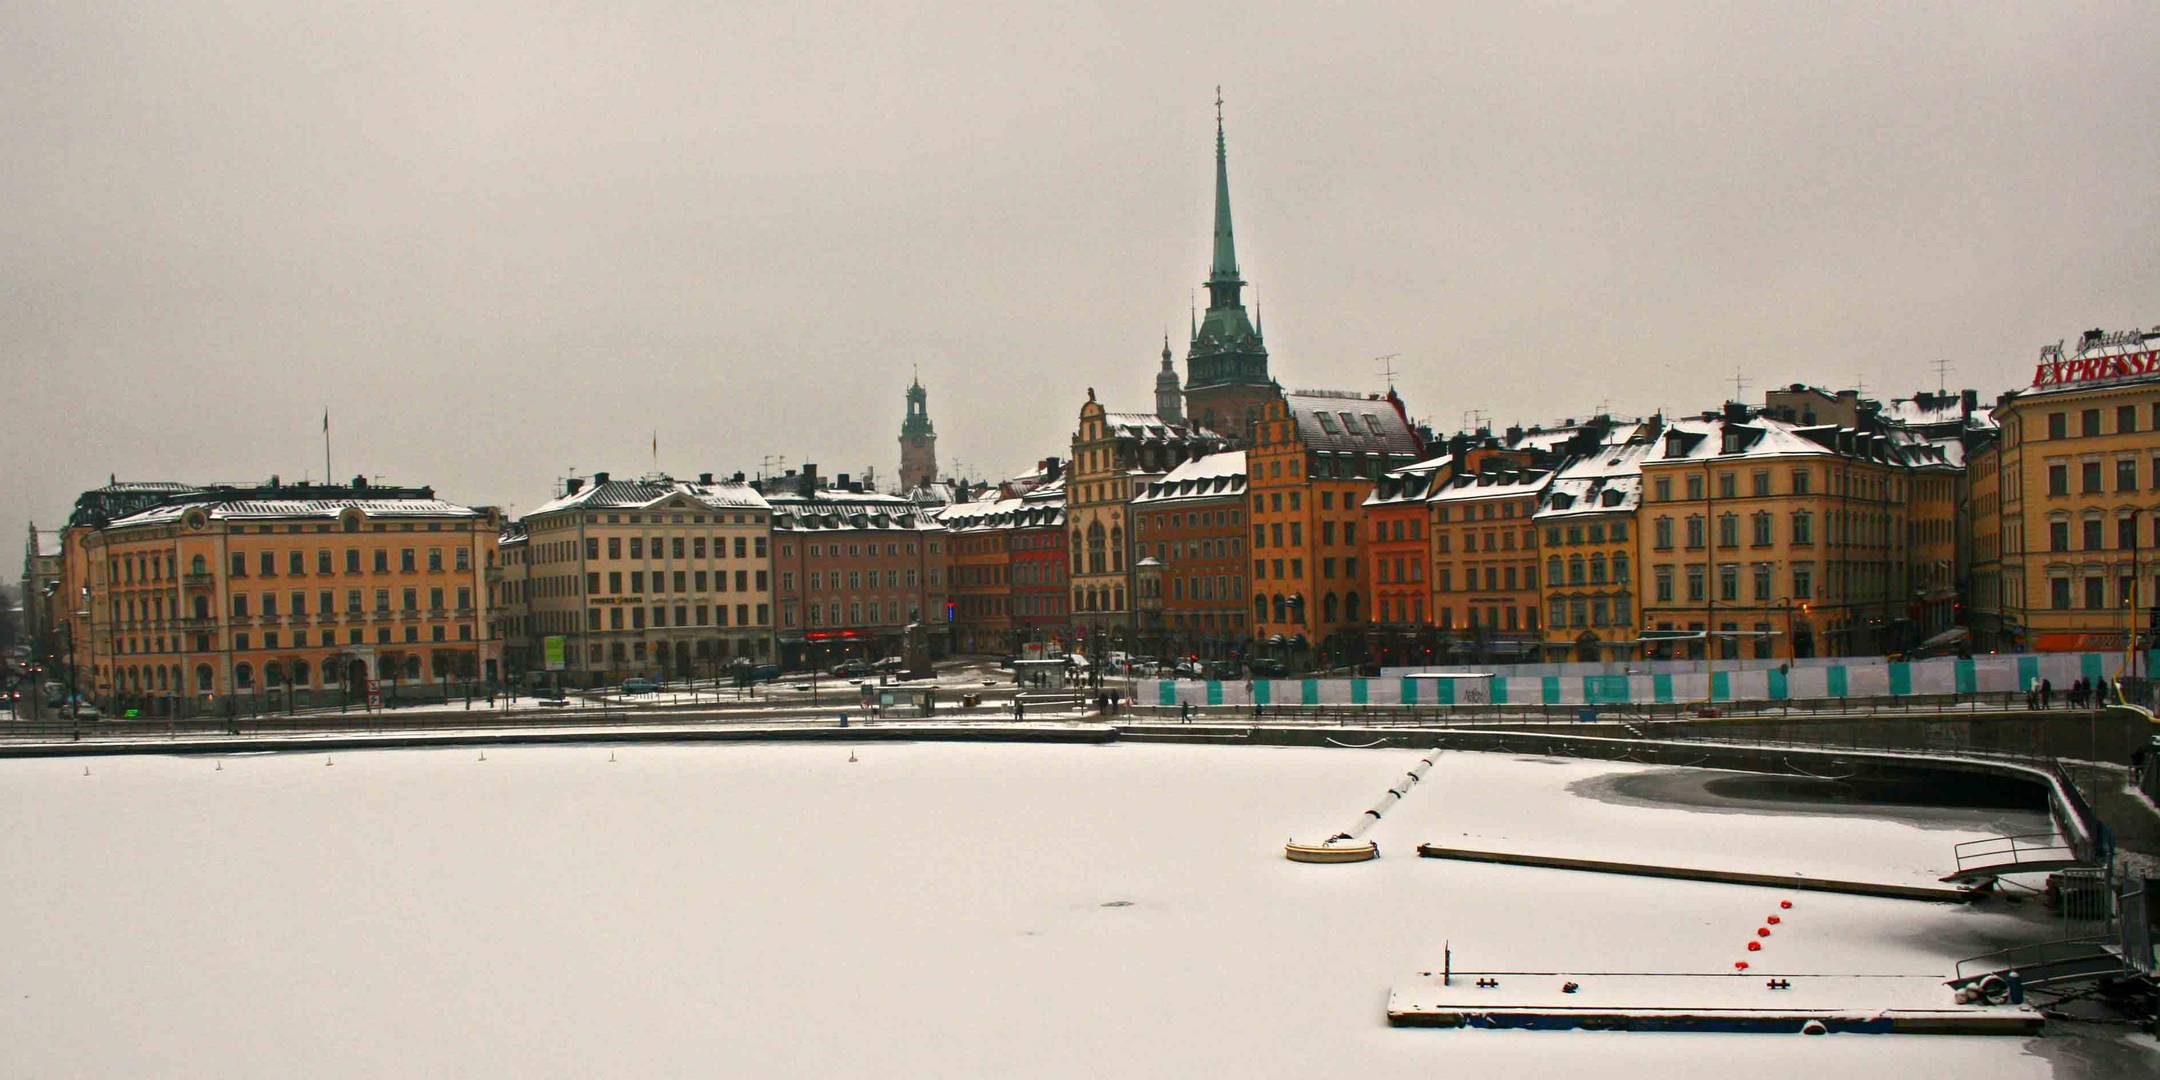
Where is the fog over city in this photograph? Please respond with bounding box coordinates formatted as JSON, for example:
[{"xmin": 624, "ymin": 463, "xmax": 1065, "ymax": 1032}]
[{"xmin": 3, "ymin": 2, "xmax": 2155, "ymax": 553}]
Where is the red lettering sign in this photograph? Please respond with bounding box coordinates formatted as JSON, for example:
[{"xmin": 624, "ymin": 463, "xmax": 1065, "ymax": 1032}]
[{"xmin": 2031, "ymin": 349, "xmax": 2158, "ymax": 388}]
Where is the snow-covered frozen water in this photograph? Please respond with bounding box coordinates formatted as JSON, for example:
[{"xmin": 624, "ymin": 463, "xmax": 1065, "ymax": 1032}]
[{"xmin": 0, "ymin": 743, "xmax": 2087, "ymax": 1077}]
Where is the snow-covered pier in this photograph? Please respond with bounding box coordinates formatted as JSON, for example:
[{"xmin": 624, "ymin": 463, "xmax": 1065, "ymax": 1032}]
[
  {"xmin": 1414, "ymin": 844, "xmax": 1978, "ymax": 903},
  {"xmin": 1385, "ymin": 971, "xmax": 2040, "ymax": 1034}
]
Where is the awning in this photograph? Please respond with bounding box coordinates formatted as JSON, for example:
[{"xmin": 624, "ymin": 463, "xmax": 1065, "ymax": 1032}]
[{"xmin": 1917, "ymin": 626, "xmax": 1969, "ymax": 650}]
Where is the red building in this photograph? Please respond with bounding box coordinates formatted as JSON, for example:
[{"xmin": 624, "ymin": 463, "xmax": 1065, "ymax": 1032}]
[
  {"xmin": 768, "ymin": 471, "xmax": 948, "ymax": 668},
  {"xmin": 1131, "ymin": 451, "xmax": 1250, "ymax": 660},
  {"xmin": 1007, "ymin": 481, "xmax": 1069, "ymax": 651}
]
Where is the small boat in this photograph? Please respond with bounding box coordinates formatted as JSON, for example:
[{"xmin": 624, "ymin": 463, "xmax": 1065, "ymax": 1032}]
[{"xmin": 1285, "ymin": 840, "xmax": 1379, "ymax": 863}]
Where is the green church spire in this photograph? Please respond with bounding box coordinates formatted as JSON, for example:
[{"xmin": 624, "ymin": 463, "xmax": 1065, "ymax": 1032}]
[{"xmin": 1210, "ymin": 86, "xmax": 1240, "ymax": 287}]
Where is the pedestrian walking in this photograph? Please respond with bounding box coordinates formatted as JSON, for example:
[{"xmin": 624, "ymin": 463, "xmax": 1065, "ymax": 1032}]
[{"xmin": 2039, "ymin": 678, "xmax": 2052, "ymax": 709}]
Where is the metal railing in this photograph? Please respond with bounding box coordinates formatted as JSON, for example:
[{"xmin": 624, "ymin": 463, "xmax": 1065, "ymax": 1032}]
[
  {"xmin": 1950, "ymin": 934, "xmax": 2122, "ymax": 989},
  {"xmin": 1948, "ymin": 832, "xmax": 2082, "ymax": 878}
]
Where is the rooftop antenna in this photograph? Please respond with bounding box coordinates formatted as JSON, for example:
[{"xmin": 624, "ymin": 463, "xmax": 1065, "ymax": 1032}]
[
  {"xmin": 1376, "ymin": 354, "xmax": 1400, "ymax": 390},
  {"xmin": 1731, "ymin": 369, "xmax": 1749, "ymax": 402},
  {"xmin": 1460, "ymin": 409, "xmax": 1491, "ymax": 434},
  {"xmin": 1931, "ymin": 357, "xmax": 1952, "ymax": 395}
]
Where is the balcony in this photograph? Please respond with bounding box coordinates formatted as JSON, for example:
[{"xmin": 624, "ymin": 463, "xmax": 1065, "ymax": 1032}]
[{"xmin": 181, "ymin": 571, "xmax": 215, "ymax": 588}]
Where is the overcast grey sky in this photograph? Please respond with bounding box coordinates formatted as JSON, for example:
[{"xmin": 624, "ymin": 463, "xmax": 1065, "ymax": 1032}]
[{"xmin": 3, "ymin": 2, "xmax": 2155, "ymax": 565}]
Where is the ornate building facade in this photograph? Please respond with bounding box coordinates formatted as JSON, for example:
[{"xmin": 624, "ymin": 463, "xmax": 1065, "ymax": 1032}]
[{"xmin": 1182, "ymin": 96, "xmax": 1274, "ymax": 444}]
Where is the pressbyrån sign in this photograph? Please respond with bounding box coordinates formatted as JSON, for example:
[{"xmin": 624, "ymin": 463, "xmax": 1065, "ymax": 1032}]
[{"xmin": 2031, "ymin": 348, "xmax": 2159, "ymax": 388}]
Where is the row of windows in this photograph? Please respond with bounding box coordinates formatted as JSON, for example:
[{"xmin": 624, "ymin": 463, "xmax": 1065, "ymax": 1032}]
[
  {"xmin": 587, "ymin": 604, "xmax": 768, "ymax": 630},
  {"xmin": 1649, "ymin": 467, "xmax": 1815, "ymax": 502},
  {"xmin": 2044, "ymin": 457, "xmax": 2160, "ymax": 496},
  {"xmin": 1651, "ymin": 563, "xmax": 1815, "ymax": 602},
  {"xmin": 2045, "ymin": 403, "xmax": 2158, "ymax": 440},
  {"xmin": 589, "ymin": 569, "xmax": 768, "ymax": 596},
  {"xmin": 1542, "ymin": 520, "xmax": 1630, "ymax": 546},
  {"xmin": 219, "ymin": 546, "xmax": 473, "ymax": 578},
  {"xmin": 2045, "ymin": 516, "xmax": 2160, "ymax": 553},
  {"xmin": 1652, "ymin": 512, "xmax": 1817, "ymax": 549},
  {"xmin": 228, "ymin": 587, "xmax": 474, "ymax": 617}
]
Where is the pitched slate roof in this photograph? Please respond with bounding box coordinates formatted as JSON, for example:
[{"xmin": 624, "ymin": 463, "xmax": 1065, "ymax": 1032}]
[
  {"xmin": 1281, "ymin": 391, "xmax": 1421, "ymax": 457},
  {"xmin": 1133, "ymin": 451, "xmax": 1247, "ymax": 505}
]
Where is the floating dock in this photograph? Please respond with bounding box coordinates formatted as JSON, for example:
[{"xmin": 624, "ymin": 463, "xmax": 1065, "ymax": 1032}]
[
  {"xmin": 1386, "ymin": 971, "xmax": 2039, "ymax": 1034},
  {"xmin": 1416, "ymin": 844, "xmax": 1976, "ymax": 903},
  {"xmin": 1284, "ymin": 840, "xmax": 1378, "ymax": 863}
]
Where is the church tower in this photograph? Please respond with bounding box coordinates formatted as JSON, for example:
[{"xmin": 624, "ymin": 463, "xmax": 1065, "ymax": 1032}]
[
  {"xmin": 898, "ymin": 376, "xmax": 938, "ymax": 490},
  {"xmin": 1183, "ymin": 89, "xmax": 1275, "ymax": 444},
  {"xmin": 1154, "ymin": 334, "xmax": 1184, "ymax": 423}
]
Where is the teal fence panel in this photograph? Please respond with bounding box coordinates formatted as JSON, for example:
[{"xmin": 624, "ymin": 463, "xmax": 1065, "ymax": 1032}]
[
  {"xmin": 1205, "ymin": 681, "xmax": 1223, "ymax": 706},
  {"xmin": 1888, "ymin": 662, "xmax": 1912, "ymax": 696},
  {"xmin": 1652, "ymin": 674, "xmax": 1674, "ymax": 703},
  {"xmin": 1827, "ymin": 666, "xmax": 1849, "ymax": 698},
  {"xmin": 1253, "ymin": 680, "xmax": 1272, "ymax": 706},
  {"xmin": 1710, "ymin": 671, "xmax": 1730, "ymax": 702},
  {"xmin": 1400, "ymin": 678, "xmax": 1419, "ymax": 705},
  {"xmin": 1766, "ymin": 669, "xmax": 1789, "ymax": 700},
  {"xmin": 2016, "ymin": 656, "xmax": 2040, "ymax": 691},
  {"xmin": 1157, "ymin": 680, "xmax": 1176, "ymax": 706},
  {"xmin": 1542, "ymin": 676, "xmax": 1562, "ymax": 705},
  {"xmin": 1351, "ymin": 679, "xmax": 1369, "ymax": 705},
  {"xmin": 2081, "ymin": 653, "xmax": 2105, "ymax": 683},
  {"xmin": 1954, "ymin": 660, "xmax": 1977, "ymax": 696},
  {"xmin": 1488, "ymin": 678, "xmax": 1508, "ymax": 705},
  {"xmin": 1585, "ymin": 675, "xmax": 1630, "ymax": 704},
  {"xmin": 1301, "ymin": 679, "xmax": 1320, "ymax": 706}
]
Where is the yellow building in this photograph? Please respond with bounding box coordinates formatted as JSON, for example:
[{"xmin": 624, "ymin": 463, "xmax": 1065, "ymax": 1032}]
[
  {"xmin": 1534, "ymin": 437, "xmax": 1653, "ymax": 660},
  {"xmin": 1637, "ymin": 407, "xmax": 1944, "ymax": 660},
  {"xmin": 73, "ymin": 478, "xmax": 501, "ymax": 716},
  {"xmin": 1969, "ymin": 326, "xmax": 2160, "ymax": 653},
  {"xmin": 514, "ymin": 471, "xmax": 775, "ymax": 685}
]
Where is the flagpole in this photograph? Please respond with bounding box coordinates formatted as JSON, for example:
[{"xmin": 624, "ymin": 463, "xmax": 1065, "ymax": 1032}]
[{"xmin": 324, "ymin": 408, "xmax": 332, "ymax": 485}]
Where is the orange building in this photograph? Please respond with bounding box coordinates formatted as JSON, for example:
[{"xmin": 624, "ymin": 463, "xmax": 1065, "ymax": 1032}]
[
  {"xmin": 72, "ymin": 478, "xmax": 501, "ymax": 716},
  {"xmin": 1247, "ymin": 390, "xmax": 1421, "ymax": 664},
  {"xmin": 1427, "ymin": 464, "xmax": 1553, "ymax": 658}
]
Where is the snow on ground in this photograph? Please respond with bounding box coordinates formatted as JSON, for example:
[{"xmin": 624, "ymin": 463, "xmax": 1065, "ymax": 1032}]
[{"xmin": 0, "ymin": 744, "xmax": 2076, "ymax": 1078}]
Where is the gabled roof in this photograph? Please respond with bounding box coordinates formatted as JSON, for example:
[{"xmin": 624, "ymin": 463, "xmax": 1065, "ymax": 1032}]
[{"xmin": 1535, "ymin": 442, "xmax": 1656, "ymax": 520}]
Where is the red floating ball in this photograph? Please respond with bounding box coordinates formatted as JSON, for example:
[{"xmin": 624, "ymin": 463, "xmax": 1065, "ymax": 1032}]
[
  {"xmin": 1767, "ymin": 916, "xmax": 1781, "ymax": 925},
  {"xmin": 1757, "ymin": 927, "xmax": 1771, "ymax": 937},
  {"xmin": 1747, "ymin": 941, "xmax": 1761, "ymax": 952},
  {"xmin": 1780, "ymin": 901, "xmax": 1793, "ymax": 909},
  {"xmin": 1734, "ymin": 961, "xmax": 1750, "ymax": 970}
]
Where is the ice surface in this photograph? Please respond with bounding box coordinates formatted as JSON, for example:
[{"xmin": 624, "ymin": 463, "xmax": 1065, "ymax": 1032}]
[{"xmin": 0, "ymin": 744, "xmax": 2067, "ymax": 1077}]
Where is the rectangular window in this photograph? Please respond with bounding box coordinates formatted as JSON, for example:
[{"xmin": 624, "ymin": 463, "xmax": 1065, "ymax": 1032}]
[
  {"xmin": 2118, "ymin": 458, "xmax": 2138, "ymax": 492},
  {"xmin": 1792, "ymin": 566, "xmax": 1813, "ymax": 600},
  {"xmin": 2083, "ymin": 518, "xmax": 2103, "ymax": 550},
  {"xmin": 2081, "ymin": 409, "xmax": 2100, "ymax": 437},
  {"xmin": 2082, "ymin": 461, "xmax": 2102, "ymax": 493},
  {"xmin": 2050, "ymin": 521, "xmax": 2069, "ymax": 552},
  {"xmin": 1791, "ymin": 469, "xmax": 1811, "ymax": 495},
  {"xmin": 2048, "ymin": 412, "xmax": 2067, "ymax": 439},
  {"xmin": 427, "ymin": 548, "xmax": 443, "ymax": 572},
  {"xmin": 317, "ymin": 550, "xmax": 333, "ymax": 574},
  {"xmin": 2050, "ymin": 577, "xmax": 2071, "ymax": 609}
]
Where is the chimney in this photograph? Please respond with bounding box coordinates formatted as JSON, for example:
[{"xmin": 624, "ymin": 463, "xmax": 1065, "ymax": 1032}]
[
  {"xmin": 800, "ymin": 463, "xmax": 819, "ymax": 496},
  {"xmin": 352, "ymin": 475, "xmax": 368, "ymax": 491},
  {"xmin": 731, "ymin": 471, "xmax": 746, "ymax": 483},
  {"xmin": 269, "ymin": 474, "xmax": 280, "ymax": 488},
  {"xmin": 566, "ymin": 478, "xmax": 584, "ymax": 495},
  {"xmin": 1504, "ymin": 424, "xmax": 1524, "ymax": 444},
  {"xmin": 594, "ymin": 471, "xmax": 610, "ymax": 484},
  {"xmin": 1723, "ymin": 400, "xmax": 1748, "ymax": 424},
  {"xmin": 836, "ymin": 473, "xmax": 851, "ymax": 490},
  {"xmin": 699, "ymin": 472, "xmax": 714, "ymax": 485}
]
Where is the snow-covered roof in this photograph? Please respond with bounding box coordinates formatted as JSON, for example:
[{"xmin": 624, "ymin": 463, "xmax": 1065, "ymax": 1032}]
[
  {"xmin": 1281, "ymin": 392, "xmax": 1421, "ymax": 457},
  {"xmin": 526, "ymin": 477, "xmax": 770, "ymax": 517},
  {"xmin": 938, "ymin": 496, "xmax": 1065, "ymax": 532},
  {"xmin": 769, "ymin": 488, "xmax": 943, "ymax": 533},
  {"xmin": 1535, "ymin": 441, "xmax": 1657, "ymax": 520},
  {"xmin": 1427, "ymin": 468, "xmax": 1554, "ymax": 504},
  {"xmin": 112, "ymin": 496, "xmax": 482, "ymax": 528},
  {"xmin": 1363, "ymin": 455, "xmax": 1453, "ymax": 508},
  {"xmin": 1132, "ymin": 451, "xmax": 1247, "ymax": 505}
]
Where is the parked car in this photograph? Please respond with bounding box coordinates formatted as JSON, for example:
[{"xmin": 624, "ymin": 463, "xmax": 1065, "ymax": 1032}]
[
  {"xmin": 1248, "ymin": 658, "xmax": 1289, "ymax": 678},
  {"xmin": 750, "ymin": 664, "xmax": 782, "ymax": 683},
  {"xmin": 830, "ymin": 660, "xmax": 872, "ymax": 678},
  {"xmin": 619, "ymin": 678, "xmax": 661, "ymax": 695},
  {"xmin": 872, "ymin": 656, "xmax": 906, "ymax": 672}
]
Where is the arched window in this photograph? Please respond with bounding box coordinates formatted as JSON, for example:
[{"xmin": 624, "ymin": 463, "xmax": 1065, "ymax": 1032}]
[
  {"xmin": 1112, "ymin": 587, "xmax": 1123, "ymax": 610},
  {"xmin": 190, "ymin": 554, "xmax": 207, "ymax": 575},
  {"xmin": 1547, "ymin": 556, "xmax": 1563, "ymax": 583},
  {"xmin": 378, "ymin": 656, "xmax": 398, "ymax": 680},
  {"xmin": 195, "ymin": 665, "xmax": 214, "ymax": 692},
  {"xmin": 264, "ymin": 661, "xmax": 284, "ymax": 687},
  {"xmin": 405, "ymin": 656, "xmax": 422, "ymax": 680},
  {"xmin": 292, "ymin": 660, "xmax": 311, "ymax": 687},
  {"xmin": 1613, "ymin": 553, "xmax": 1630, "ymax": 583},
  {"xmin": 234, "ymin": 662, "xmax": 254, "ymax": 689},
  {"xmin": 1110, "ymin": 525, "xmax": 1124, "ymax": 572},
  {"xmin": 1273, "ymin": 594, "xmax": 1288, "ymax": 622},
  {"xmin": 1254, "ymin": 594, "xmax": 1268, "ymax": 623},
  {"xmin": 1322, "ymin": 593, "xmax": 1339, "ymax": 623},
  {"xmin": 1345, "ymin": 592, "xmax": 1363, "ymax": 623},
  {"xmin": 1590, "ymin": 554, "xmax": 1607, "ymax": 584},
  {"xmin": 1567, "ymin": 556, "xmax": 1585, "ymax": 585}
]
